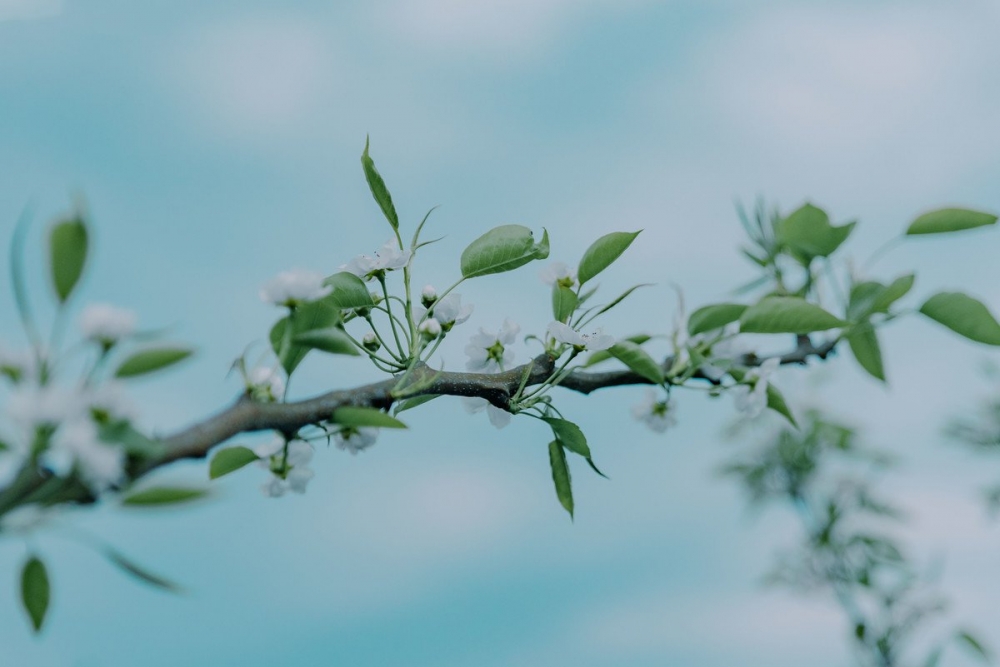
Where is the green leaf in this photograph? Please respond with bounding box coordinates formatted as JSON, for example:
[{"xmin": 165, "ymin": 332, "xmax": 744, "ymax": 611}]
[
  {"xmin": 688, "ymin": 303, "xmax": 747, "ymax": 336},
  {"xmin": 740, "ymin": 296, "xmax": 847, "ymax": 334},
  {"xmin": 548, "ymin": 440, "xmax": 574, "ymax": 518},
  {"xmin": 460, "ymin": 225, "xmax": 550, "ymax": 279},
  {"xmin": 209, "ymin": 446, "xmax": 259, "ymax": 480},
  {"xmin": 392, "ymin": 394, "xmax": 439, "ymax": 415},
  {"xmin": 583, "ymin": 284, "xmax": 652, "ymax": 321},
  {"xmin": 577, "ymin": 231, "xmax": 641, "ymax": 285},
  {"xmin": 906, "ymin": 208, "xmax": 997, "ymax": 235},
  {"xmin": 292, "ymin": 327, "xmax": 360, "ymax": 356},
  {"xmin": 775, "ymin": 203, "xmax": 855, "ymax": 262},
  {"xmin": 270, "ymin": 298, "xmax": 343, "ymax": 374},
  {"xmin": 584, "ymin": 334, "xmax": 651, "ymax": 367},
  {"xmin": 323, "ymin": 272, "xmax": 375, "ymax": 309},
  {"xmin": 114, "ymin": 347, "xmax": 193, "ymax": 378},
  {"xmin": 848, "ymin": 274, "xmax": 915, "ymax": 321},
  {"xmin": 21, "ymin": 556, "xmax": 49, "ymax": 633},
  {"xmin": 103, "ymin": 547, "xmax": 181, "ymax": 592},
  {"xmin": 552, "ymin": 285, "xmax": 578, "ymax": 323},
  {"xmin": 542, "ymin": 417, "xmax": 606, "ymax": 477},
  {"xmin": 361, "ymin": 136, "xmax": 399, "ymax": 231},
  {"xmin": 98, "ymin": 421, "xmax": 164, "ymax": 459},
  {"xmin": 607, "ymin": 341, "xmax": 664, "ymax": 384},
  {"xmin": 332, "ymin": 406, "xmax": 407, "ymax": 429},
  {"xmin": 873, "ymin": 274, "xmax": 915, "ymax": 312},
  {"xmin": 919, "ymin": 292, "xmax": 1000, "ymax": 345},
  {"xmin": 956, "ymin": 630, "xmax": 992, "ymax": 662},
  {"xmin": 49, "ymin": 216, "xmax": 88, "ymax": 302},
  {"xmin": 847, "ymin": 323, "xmax": 885, "ymax": 381},
  {"xmin": 122, "ymin": 487, "xmax": 208, "ymax": 506},
  {"xmin": 766, "ymin": 384, "xmax": 797, "ymax": 427}
]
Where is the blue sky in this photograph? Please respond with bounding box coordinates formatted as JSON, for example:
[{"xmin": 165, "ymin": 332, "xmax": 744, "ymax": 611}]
[{"xmin": 2, "ymin": 0, "xmax": 1000, "ymax": 665}]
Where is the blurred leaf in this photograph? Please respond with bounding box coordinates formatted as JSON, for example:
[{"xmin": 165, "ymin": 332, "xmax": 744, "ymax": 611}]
[
  {"xmin": 766, "ymin": 384, "xmax": 797, "ymax": 427},
  {"xmin": 740, "ymin": 296, "xmax": 846, "ymax": 334},
  {"xmin": 847, "ymin": 322, "xmax": 886, "ymax": 381},
  {"xmin": 392, "ymin": 394, "xmax": 439, "ymax": 415},
  {"xmin": 49, "ymin": 216, "xmax": 88, "ymax": 302},
  {"xmin": 919, "ymin": 292, "xmax": 1000, "ymax": 345},
  {"xmin": 293, "ymin": 327, "xmax": 359, "ymax": 356},
  {"xmin": 607, "ymin": 341, "xmax": 664, "ymax": 384},
  {"xmin": 103, "ymin": 547, "xmax": 181, "ymax": 592},
  {"xmin": 21, "ymin": 556, "xmax": 49, "ymax": 633},
  {"xmin": 956, "ymin": 630, "xmax": 992, "ymax": 662},
  {"xmin": 122, "ymin": 487, "xmax": 208, "ymax": 506},
  {"xmin": 776, "ymin": 203, "xmax": 855, "ymax": 262},
  {"xmin": 114, "ymin": 347, "xmax": 193, "ymax": 378},
  {"xmin": 688, "ymin": 303, "xmax": 747, "ymax": 336},
  {"xmin": 906, "ymin": 208, "xmax": 997, "ymax": 235},
  {"xmin": 209, "ymin": 446, "xmax": 259, "ymax": 480}
]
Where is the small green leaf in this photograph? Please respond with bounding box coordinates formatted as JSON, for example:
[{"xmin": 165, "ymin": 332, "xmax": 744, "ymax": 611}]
[
  {"xmin": 577, "ymin": 231, "xmax": 641, "ymax": 285},
  {"xmin": 906, "ymin": 208, "xmax": 997, "ymax": 235},
  {"xmin": 209, "ymin": 446, "xmax": 259, "ymax": 480},
  {"xmin": 21, "ymin": 556, "xmax": 49, "ymax": 633},
  {"xmin": 919, "ymin": 292, "xmax": 1000, "ymax": 345},
  {"xmin": 552, "ymin": 285, "xmax": 578, "ymax": 323},
  {"xmin": 392, "ymin": 394, "xmax": 439, "ymax": 415},
  {"xmin": 98, "ymin": 421, "xmax": 164, "ymax": 459},
  {"xmin": 873, "ymin": 274, "xmax": 915, "ymax": 312},
  {"xmin": 775, "ymin": 203, "xmax": 855, "ymax": 262},
  {"xmin": 270, "ymin": 298, "xmax": 342, "ymax": 374},
  {"xmin": 103, "ymin": 547, "xmax": 181, "ymax": 592},
  {"xmin": 584, "ymin": 284, "xmax": 652, "ymax": 321},
  {"xmin": 847, "ymin": 322, "xmax": 885, "ymax": 381},
  {"xmin": 114, "ymin": 347, "xmax": 193, "ymax": 378},
  {"xmin": 460, "ymin": 225, "xmax": 550, "ymax": 279},
  {"xmin": 848, "ymin": 274, "xmax": 915, "ymax": 321},
  {"xmin": 688, "ymin": 303, "xmax": 747, "ymax": 336},
  {"xmin": 542, "ymin": 417, "xmax": 605, "ymax": 477},
  {"xmin": 766, "ymin": 384, "xmax": 797, "ymax": 427},
  {"xmin": 548, "ymin": 440, "xmax": 574, "ymax": 518},
  {"xmin": 122, "ymin": 487, "xmax": 208, "ymax": 506},
  {"xmin": 956, "ymin": 630, "xmax": 992, "ymax": 662},
  {"xmin": 740, "ymin": 296, "xmax": 846, "ymax": 334},
  {"xmin": 361, "ymin": 136, "xmax": 399, "ymax": 231},
  {"xmin": 324, "ymin": 272, "xmax": 375, "ymax": 309},
  {"xmin": 293, "ymin": 327, "xmax": 360, "ymax": 356},
  {"xmin": 607, "ymin": 341, "xmax": 664, "ymax": 384},
  {"xmin": 332, "ymin": 406, "xmax": 407, "ymax": 429},
  {"xmin": 49, "ymin": 216, "xmax": 88, "ymax": 302},
  {"xmin": 584, "ymin": 334, "xmax": 651, "ymax": 367}
]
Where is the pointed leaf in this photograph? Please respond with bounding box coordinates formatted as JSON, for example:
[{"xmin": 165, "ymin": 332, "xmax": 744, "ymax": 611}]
[
  {"xmin": 956, "ymin": 630, "xmax": 992, "ymax": 662},
  {"xmin": 906, "ymin": 208, "xmax": 997, "ymax": 235},
  {"xmin": 269, "ymin": 298, "xmax": 343, "ymax": 374},
  {"xmin": 392, "ymin": 394, "xmax": 439, "ymax": 415},
  {"xmin": 873, "ymin": 274, "xmax": 915, "ymax": 312},
  {"xmin": 776, "ymin": 203, "xmax": 855, "ymax": 261},
  {"xmin": 49, "ymin": 216, "xmax": 88, "ymax": 302},
  {"xmin": 323, "ymin": 272, "xmax": 375, "ymax": 309},
  {"xmin": 103, "ymin": 547, "xmax": 181, "ymax": 592},
  {"xmin": 689, "ymin": 303, "xmax": 747, "ymax": 336},
  {"xmin": 919, "ymin": 292, "xmax": 1000, "ymax": 345},
  {"xmin": 114, "ymin": 347, "xmax": 193, "ymax": 378},
  {"xmin": 542, "ymin": 417, "xmax": 606, "ymax": 477},
  {"xmin": 740, "ymin": 296, "xmax": 846, "ymax": 334},
  {"xmin": 460, "ymin": 225, "xmax": 549, "ymax": 278},
  {"xmin": 21, "ymin": 556, "xmax": 49, "ymax": 633},
  {"xmin": 847, "ymin": 323, "xmax": 885, "ymax": 381},
  {"xmin": 552, "ymin": 285, "xmax": 578, "ymax": 323},
  {"xmin": 293, "ymin": 327, "xmax": 360, "ymax": 356},
  {"xmin": 766, "ymin": 384, "xmax": 797, "ymax": 427},
  {"xmin": 122, "ymin": 487, "xmax": 208, "ymax": 506},
  {"xmin": 607, "ymin": 341, "xmax": 664, "ymax": 384},
  {"xmin": 332, "ymin": 406, "xmax": 407, "ymax": 428},
  {"xmin": 585, "ymin": 284, "xmax": 652, "ymax": 320},
  {"xmin": 584, "ymin": 334, "xmax": 651, "ymax": 367},
  {"xmin": 361, "ymin": 137, "xmax": 398, "ymax": 231},
  {"xmin": 209, "ymin": 446, "xmax": 259, "ymax": 480},
  {"xmin": 577, "ymin": 231, "xmax": 641, "ymax": 285},
  {"xmin": 548, "ymin": 440, "xmax": 574, "ymax": 518}
]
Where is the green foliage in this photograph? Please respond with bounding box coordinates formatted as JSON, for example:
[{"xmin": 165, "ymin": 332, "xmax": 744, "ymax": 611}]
[
  {"xmin": 361, "ymin": 137, "xmax": 399, "ymax": 231},
  {"xmin": 607, "ymin": 341, "xmax": 664, "ymax": 384},
  {"xmin": 919, "ymin": 292, "xmax": 1000, "ymax": 345},
  {"xmin": 577, "ymin": 231, "xmax": 641, "ymax": 285},
  {"xmin": 324, "ymin": 272, "xmax": 375, "ymax": 309},
  {"xmin": 292, "ymin": 327, "xmax": 359, "ymax": 356},
  {"xmin": 584, "ymin": 334, "xmax": 651, "ymax": 367},
  {"xmin": 776, "ymin": 203, "xmax": 855, "ymax": 262},
  {"xmin": 21, "ymin": 556, "xmax": 49, "ymax": 633},
  {"xmin": 688, "ymin": 303, "xmax": 746, "ymax": 336},
  {"xmin": 552, "ymin": 285, "xmax": 578, "ymax": 323},
  {"xmin": 102, "ymin": 547, "xmax": 180, "ymax": 592},
  {"xmin": 906, "ymin": 208, "xmax": 997, "ymax": 235},
  {"xmin": 848, "ymin": 274, "xmax": 915, "ymax": 321},
  {"xmin": 740, "ymin": 296, "xmax": 845, "ymax": 334},
  {"xmin": 765, "ymin": 385, "xmax": 797, "ymax": 427},
  {"xmin": 121, "ymin": 487, "xmax": 208, "ymax": 506},
  {"xmin": 270, "ymin": 298, "xmax": 343, "ymax": 374},
  {"xmin": 548, "ymin": 440, "xmax": 573, "ymax": 518},
  {"xmin": 114, "ymin": 347, "xmax": 194, "ymax": 378},
  {"xmin": 49, "ymin": 216, "xmax": 88, "ymax": 303},
  {"xmin": 332, "ymin": 406, "xmax": 407, "ymax": 429},
  {"xmin": 847, "ymin": 322, "xmax": 886, "ymax": 381},
  {"xmin": 543, "ymin": 417, "xmax": 605, "ymax": 477},
  {"xmin": 460, "ymin": 225, "xmax": 549, "ymax": 278},
  {"xmin": 209, "ymin": 446, "xmax": 259, "ymax": 480}
]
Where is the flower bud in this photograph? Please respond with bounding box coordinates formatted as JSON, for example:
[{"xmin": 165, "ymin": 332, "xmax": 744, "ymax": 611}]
[
  {"xmin": 421, "ymin": 284, "xmax": 437, "ymax": 308},
  {"xmin": 362, "ymin": 332, "xmax": 380, "ymax": 352},
  {"xmin": 418, "ymin": 318, "xmax": 442, "ymax": 340}
]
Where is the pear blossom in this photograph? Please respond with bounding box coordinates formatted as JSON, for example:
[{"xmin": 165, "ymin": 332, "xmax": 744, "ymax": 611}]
[
  {"xmin": 259, "ymin": 269, "xmax": 332, "ymax": 307},
  {"xmin": 465, "ymin": 319, "xmax": 520, "ymax": 372},
  {"xmin": 47, "ymin": 419, "xmax": 125, "ymax": 491},
  {"xmin": 86, "ymin": 381, "xmax": 140, "ymax": 423},
  {"xmin": 731, "ymin": 357, "xmax": 781, "ymax": 419},
  {"xmin": 420, "ymin": 284, "xmax": 437, "ymax": 306},
  {"xmin": 700, "ymin": 323, "xmax": 744, "ymax": 382},
  {"xmin": 428, "ymin": 293, "xmax": 473, "ymax": 329},
  {"xmin": 631, "ymin": 390, "xmax": 677, "ymax": 434},
  {"xmin": 547, "ymin": 321, "xmax": 615, "ymax": 351},
  {"xmin": 340, "ymin": 239, "xmax": 412, "ymax": 281},
  {"xmin": 6, "ymin": 384, "xmax": 83, "ymax": 431},
  {"xmin": 418, "ymin": 318, "xmax": 442, "ymax": 340},
  {"xmin": 248, "ymin": 366, "xmax": 285, "ymax": 402},
  {"xmin": 462, "ymin": 397, "xmax": 511, "ymax": 429},
  {"xmin": 540, "ymin": 261, "xmax": 577, "ymax": 288},
  {"xmin": 79, "ymin": 303, "xmax": 137, "ymax": 344},
  {"xmin": 362, "ymin": 332, "xmax": 380, "ymax": 351},
  {"xmin": 335, "ymin": 427, "xmax": 379, "ymax": 455},
  {"xmin": 255, "ymin": 437, "xmax": 315, "ymax": 497}
]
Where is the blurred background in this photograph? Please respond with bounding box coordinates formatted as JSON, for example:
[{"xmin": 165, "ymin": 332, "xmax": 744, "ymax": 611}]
[{"xmin": 2, "ymin": 1, "xmax": 1000, "ymax": 665}]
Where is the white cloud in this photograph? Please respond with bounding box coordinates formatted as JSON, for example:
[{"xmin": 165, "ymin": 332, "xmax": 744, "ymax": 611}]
[{"xmin": 0, "ymin": 0, "xmax": 61, "ymax": 21}]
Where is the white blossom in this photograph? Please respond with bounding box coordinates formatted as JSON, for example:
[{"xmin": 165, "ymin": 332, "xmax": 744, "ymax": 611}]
[
  {"xmin": 339, "ymin": 239, "xmax": 412, "ymax": 281},
  {"xmin": 256, "ymin": 438, "xmax": 315, "ymax": 498},
  {"xmin": 420, "ymin": 284, "xmax": 437, "ymax": 304},
  {"xmin": 631, "ymin": 390, "xmax": 677, "ymax": 434},
  {"xmin": 86, "ymin": 381, "xmax": 139, "ymax": 423},
  {"xmin": 465, "ymin": 319, "xmax": 520, "ymax": 372},
  {"xmin": 700, "ymin": 323, "xmax": 744, "ymax": 381},
  {"xmin": 731, "ymin": 357, "xmax": 781, "ymax": 419},
  {"xmin": 259, "ymin": 269, "xmax": 332, "ymax": 307},
  {"xmin": 0, "ymin": 343, "xmax": 35, "ymax": 382},
  {"xmin": 462, "ymin": 397, "xmax": 511, "ymax": 429},
  {"xmin": 429, "ymin": 293, "xmax": 473, "ymax": 328},
  {"xmin": 79, "ymin": 303, "xmax": 137, "ymax": 344},
  {"xmin": 547, "ymin": 321, "xmax": 615, "ymax": 351},
  {"xmin": 540, "ymin": 261, "xmax": 576, "ymax": 288},
  {"xmin": 0, "ymin": 504, "xmax": 58, "ymax": 535},
  {"xmin": 418, "ymin": 318, "xmax": 442, "ymax": 340},
  {"xmin": 248, "ymin": 366, "xmax": 285, "ymax": 402},
  {"xmin": 48, "ymin": 419, "xmax": 125, "ymax": 491},
  {"xmin": 335, "ymin": 427, "xmax": 379, "ymax": 455},
  {"xmin": 6, "ymin": 384, "xmax": 83, "ymax": 431}
]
